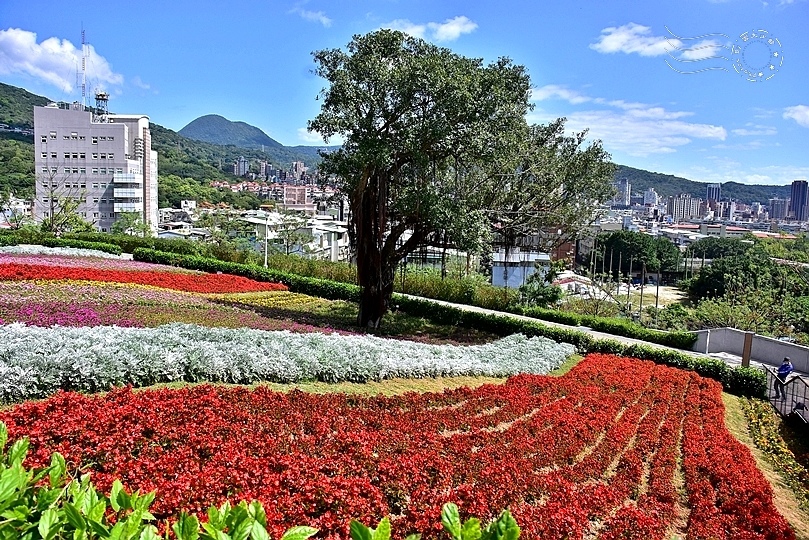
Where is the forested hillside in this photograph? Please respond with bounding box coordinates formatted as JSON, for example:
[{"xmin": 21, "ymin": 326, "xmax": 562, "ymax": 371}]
[{"xmin": 615, "ymin": 165, "xmax": 791, "ymax": 202}]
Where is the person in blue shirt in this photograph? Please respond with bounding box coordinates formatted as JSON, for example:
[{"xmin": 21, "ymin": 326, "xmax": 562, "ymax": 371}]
[{"xmin": 774, "ymin": 356, "xmax": 794, "ymax": 400}]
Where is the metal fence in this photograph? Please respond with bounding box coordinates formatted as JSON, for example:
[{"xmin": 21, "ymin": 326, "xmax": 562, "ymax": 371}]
[{"xmin": 763, "ymin": 366, "xmax": 809, "ymax": 423}]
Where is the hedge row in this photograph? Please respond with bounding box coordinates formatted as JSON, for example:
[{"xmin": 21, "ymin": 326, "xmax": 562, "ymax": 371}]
[
  {"xmin": 513, "ymin": 305, "xmax": 697, "ymax": 349},
  {"xmin": 0, "ymin": 233, "xmax": 122, "ymax": 255},
  {"xmin": 132, "ymin": 248, "xmax": 766, "ymax": 398}
]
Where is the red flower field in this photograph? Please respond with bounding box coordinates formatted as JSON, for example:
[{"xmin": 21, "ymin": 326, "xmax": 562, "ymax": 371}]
[
  {"xmin": 0, "ymin": 261, "xmax": 287, "ymax": 294},
  {"xmin": 1, "ymin": 354, "xmax": 793, "ymax": 540}
]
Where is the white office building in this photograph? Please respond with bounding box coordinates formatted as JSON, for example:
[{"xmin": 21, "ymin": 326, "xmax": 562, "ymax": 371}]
[{"xmin": 33, "ymin": 96, "xmax": 158, "ymax": 233}]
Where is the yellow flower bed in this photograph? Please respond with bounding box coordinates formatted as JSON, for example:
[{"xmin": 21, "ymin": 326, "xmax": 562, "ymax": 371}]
[{"xmin": 208, "ymin": 291, "xmax": 327, "ymax": 310}]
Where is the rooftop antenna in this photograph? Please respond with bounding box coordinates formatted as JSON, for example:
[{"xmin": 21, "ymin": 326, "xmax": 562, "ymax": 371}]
[
  {"xmin": 94, "ymin": 91, "xmax": 109, "ymax": 123},
  {"xmin": 81, "ymin": 27, "xmax": 89, "ymax": 108}
]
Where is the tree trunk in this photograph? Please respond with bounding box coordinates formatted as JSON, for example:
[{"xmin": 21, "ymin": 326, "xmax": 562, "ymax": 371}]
[{"xmin": 353, "ymin": 171, "xmax": 394, "ymax": 328}]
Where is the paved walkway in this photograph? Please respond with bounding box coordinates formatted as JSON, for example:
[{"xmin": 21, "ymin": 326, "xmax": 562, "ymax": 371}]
[{"xmin": 401, "ymin": 294, "xmax": 807, "ymax": 378}]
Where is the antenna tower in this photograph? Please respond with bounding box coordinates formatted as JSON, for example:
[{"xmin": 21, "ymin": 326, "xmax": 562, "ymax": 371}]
[{"xmin": 81, "ymin": 28, "xmax": 89, "ymax": 108}]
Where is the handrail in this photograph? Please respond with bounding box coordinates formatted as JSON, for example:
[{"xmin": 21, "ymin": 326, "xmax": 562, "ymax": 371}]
[{"xmin": 763, "ymin": 366, "xmax": 809, "ymax": 423}]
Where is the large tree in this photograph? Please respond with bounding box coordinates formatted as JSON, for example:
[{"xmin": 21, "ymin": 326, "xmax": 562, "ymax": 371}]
[{"xmin": 309, "ymin": 30, "xmax": 533, "ymax": 327}]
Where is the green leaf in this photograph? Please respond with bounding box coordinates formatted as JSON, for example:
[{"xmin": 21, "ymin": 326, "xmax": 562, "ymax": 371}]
[
  {"xmin": 172, "ymin": 513, "xmax": 200, "ymax": 540},
  {"xmin": 48, "ymin": 453, "xmax": 67, "ymax": 489},
  {"xmin": 248, "ymin": 501, "xmax": 267, "ymax": 527},
  {"xmin": 249, "ymin": 521, "xmax": 270, "ymax": 540},
  {"xmin": 88, "ymin": 498, "xmax": 108, "ymax": 523},
  {"xmin": 88, "ymin": 519, "xmax": 111, "ymax": 539},
  {"xmin": 0, "ymin": 422, "xmax": 7, "ymax": 455},
  {"xmin": 403, "ymin": 535, "xmax": 422, "ymax": 540},
  {"xmin": 460, "ymin": 518, "xmax": 481, "ymax": 540},
  {"xmin": 115, "ymin": 484, "xmax": 132, "ymax": 511},
  {"xmin": 37, "ymin": 508, "xmax": 59, "ymax": 540},
  {"xmin": 8, "ymin": 439, "xmax": 29, "ymax": 465},
  {"xmin": 441, "ymin": 503, "xmax": 462, "ymax": 540},
  {"xmin": 0, "ymin": 465, "xmax": 24, "ymax": 504},
  {"xmin": 138, "ymin": 526, "xmax": 161, "ymax": 540},
  {"xmin": 349, "ymin": 520, "xmax": 373, "ymax": 540},
  {"xmin": 279, "ymin": 526, "xmax": 318, "ymax": 540},
  {"xmin": 372, "ymin": 517, "xmax": 391, "ymax": 540},
  {"xmin": 72, "ymin": 528, "xmax": 89, "ymax": 540},
  {"xmin": 110, "ymin": 481, "xmax": 123, "ymax": 512},
  {"xmin": 64, "ymin": 502, "xmax": 86, "ymax": 530}
]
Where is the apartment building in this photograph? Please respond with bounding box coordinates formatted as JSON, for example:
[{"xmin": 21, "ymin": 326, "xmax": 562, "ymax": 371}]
[{"xmin": 33, "ymin": 98, "xmax": 158, "ymax": 233}]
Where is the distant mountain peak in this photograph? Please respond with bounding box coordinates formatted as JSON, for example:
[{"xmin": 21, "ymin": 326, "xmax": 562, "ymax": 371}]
[{"xmin": 179, "ymin": 114, "xmax": 284, "ymax": 150}]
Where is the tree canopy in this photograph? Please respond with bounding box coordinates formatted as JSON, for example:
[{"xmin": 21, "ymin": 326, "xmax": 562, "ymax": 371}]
[{"xmin": 309, "ymin": 29, "xmax": 614, "ymax": 327}]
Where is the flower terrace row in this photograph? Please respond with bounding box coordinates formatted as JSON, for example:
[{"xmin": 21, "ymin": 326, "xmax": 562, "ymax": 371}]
[
  {"xmin": 1, "ymin": 354, "xmax": 792, "ymax": 540},
  {"xmin": 0, "ymin": 280, "xmax": 341, "ymax": 334},
  {"xmin": 0, "ymin": 323, "xmax": 573, "ymax": 402},
  {"xmin": 0, "ymin": 259, "xmax": 286, "ymax": 294}
]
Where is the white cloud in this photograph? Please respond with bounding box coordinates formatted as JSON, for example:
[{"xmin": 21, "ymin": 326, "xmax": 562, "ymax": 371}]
[
  {"xmin": 531, "ymin": 85, "xmax": 591, "ymax": 104},
  {"xmin": 784, "ymin": 105, "xmax": 809, "ymax": 127},
  {"xmin": 297, "ymin": 127, "xmax": 343, "ymax": 145},
  {"xmin": 590, "ymin": 23, "xmax": 680, "ymax": 57},
  {"xmin": 731, "ymin": 123, "xmax": 777, "ymax": 136},
  {"xmin": 427, "ymin": 16, "xmax": 478, "ymax": 42},
  {"xmin": 381, "ymin": 16, "xmax": 477, "ymax": 42},
  {"xmin": 382, "ymin": 19, "xmax": 427, "ymax": 39},
  {"xmin": 0, "ymin": 27, "xmax": 123, "ymax": 93},
  {"xmin": 529, "ymin": 107, "xmax": 726, "ymax": 157},
  {"xmin": 131, "ymin": 76, "xmax": 150, "ymax": 90},
  {"xmin": 290, "ymin": 7, "xmax": 332, "ymax": 27}
]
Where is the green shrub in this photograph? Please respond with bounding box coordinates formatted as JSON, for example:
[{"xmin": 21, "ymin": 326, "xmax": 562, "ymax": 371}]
[
  {"xmin": 722, "ymin": 366, "xmax": 768, "ymax": 399},
  {"xmin": 41, "ymin": 237, "xmax": 123, "ymax": 255}
]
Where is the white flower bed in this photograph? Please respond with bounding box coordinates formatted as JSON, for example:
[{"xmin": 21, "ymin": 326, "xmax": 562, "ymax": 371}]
[
  {"xmin": 0, "ymin": 323, "xmax": 574, "ymax": 402},
  {"xmin": 0, "ymin": 244, "xmax": 124, "ymax": 259}
]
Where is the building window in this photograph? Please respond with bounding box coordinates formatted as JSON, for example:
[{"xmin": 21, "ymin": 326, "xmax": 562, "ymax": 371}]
[
  {"xmin": 108, "ymin": 136, "xmax": 114, "ymax": 141},
  {"xmin": 50, "ymin": 167, "xmax": 57, "ymax": 173},
  {"xmin": 92, "ymin": 183, "xmax": 99, "ymax": 188},
  {"xmin": 99, "ymin": 168, "xmax": 107, "ymax": 175},
  {"xmin": 43, "ymin": 198, "xmax": 49, "ymax": 204},
  {"xmin": 101, "ymin": 228, "xmax": 107, "ymax": 232},
  {"xmin": 100, "ymin": 153, "xmax": 106, "ymax": 159},
  {"xmin": 116, "ymin": 167, "xmax": 123, "ymax": 173},
  {"xmin": 72, "ymin": 168, "xmax": 79, "ymax": 174},
  {"xmin": 64, "ymin": 152, "xmax": 70, "ymax": 160},
  {"xmin": 49, "ymin": 132, "xmax": 56, "ymax": 139},
  {"xmin": 93, "ymin": 198, "xmax": 99, "ymax": 204},
  {"xmin": 93, "ymin": 212, "xmax": 99, "ymax": 218},
  {"xmin": 108, "ymin": 153, "xmax": 114, "ymax": 160},
  {"xmin": 100, "ymin": 136, "xmax": 107, "ymax": 141},
  {"xmin": 41, "ymin": 152, "xmax": 47, "ymax": 158},
  {"xmin": 92, "ymin": 153, "xmax": 98, "ymax": 159},
  {"xmin": 79, "ymin": 136, "xmax": 85, "ymax": 140},
  {"xmin": 40, "ymin": 136, "xmax": 47, "ymax": 143},
  {"xmin": 92, "ymin": 137, "xmax": 98, "ymax": 144},
  {"xmin": 41, "ymin": 167, "xmax": 48, "ymax": 173},
  {"xmin": 51, "ymin": 152, "xmax": 57, "ymax": 159},
  {"xmin": 92, "ymin": 169, "xmax": 99, "ymax": 175},
  {"xmin": 79, "ymin": 153, "xmax": 85, "ymax": 159},
  {"xmin": 63, "ymin": 135, "xmax": 70, "ymax": 140},
  {"xmin": 101, "ymin": 183, "xmax": 107, "ymax": 188}
]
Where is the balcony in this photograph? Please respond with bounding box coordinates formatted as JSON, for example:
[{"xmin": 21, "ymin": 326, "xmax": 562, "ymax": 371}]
[
  {"xmin": 114, "ymin": 188, "xmax": 142, "ymax": 198},
  {"xmin": 112, "ymin": 172, "xmax": 142, "ymax": 185},
  {"xmin": 114, "ymin": 202, "xmax": 144, "ymax": 213}
]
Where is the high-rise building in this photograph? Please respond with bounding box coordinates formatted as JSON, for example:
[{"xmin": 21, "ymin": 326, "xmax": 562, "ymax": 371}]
[
  {"xmin": 643, "ymin": 187, "xmax": 659, "ymax": 206},
  {"xmin": 233, "ymin": 156, "xmax": 249, "ymax": 177},
  {"xmin": 613, "ymin": 178, "xmax": 631, "ymax": 206},
  {"xmin": 769, "ymin": 198, "xmax": 789, "ymax": 220},
  {"xmin": 666, "ymin": 193, "xmax": 702, "ymax": 222},
  {"xmin": 789, "ymin": 180, "xmax": 808, "ymax": 221},
  {"xmin": 706, "ymin": 183, "xmax": 721, "ymax": 203},
  {"xmin": 33, "ymin": 98, "xmax": 158, "ymax": 233}
]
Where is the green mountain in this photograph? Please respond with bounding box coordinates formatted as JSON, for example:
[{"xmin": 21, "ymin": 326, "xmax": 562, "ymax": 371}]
[
  {"xmin": 615, "ymin": 165, "xmax": 791, "ymax": 203},
  {"xmin": 179, "ymin": 114, "xmax": 284, "ymax": 150},
  {"xmin": 0, "ymin": 82, "xmax": 50, "ymax": 128}
]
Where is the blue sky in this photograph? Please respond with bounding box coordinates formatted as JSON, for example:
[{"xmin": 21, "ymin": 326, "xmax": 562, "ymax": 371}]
[{"xmin": 1, "ymin": 0, "xmax": 807, "ymax": 186}]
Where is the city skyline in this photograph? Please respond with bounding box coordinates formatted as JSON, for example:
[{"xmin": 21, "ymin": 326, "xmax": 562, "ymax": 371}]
[{"xmin": 1, "ymin": 0, "xmax": 808, "ymax": 186}]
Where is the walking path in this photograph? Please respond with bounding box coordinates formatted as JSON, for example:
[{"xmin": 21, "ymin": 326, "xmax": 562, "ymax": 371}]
[{"xmin": 401, "ymin": 294, "xmax": 807, "ymax": 378}]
